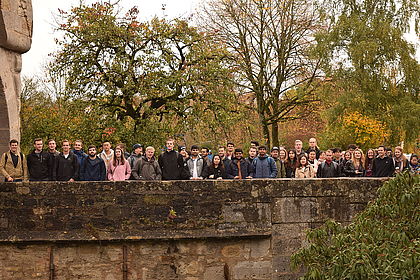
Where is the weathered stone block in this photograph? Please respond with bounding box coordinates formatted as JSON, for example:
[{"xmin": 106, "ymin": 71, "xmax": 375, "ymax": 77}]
[{"xmin": 232, "ymin": 260, "xmax": 272, "ymax": 279}]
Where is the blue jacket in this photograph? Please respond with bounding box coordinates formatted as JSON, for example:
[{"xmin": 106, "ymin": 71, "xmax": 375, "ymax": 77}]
[
  {"xmin": 80, "ymin": 156, "xmax": 106, "ymax": 181},
  {"xmin": 72, "ymin": 149, "xmax": 88, "ymax": 167},
  {"xmin": 252, "ymin": 155, "xmax": 277, "ymax": 178}
]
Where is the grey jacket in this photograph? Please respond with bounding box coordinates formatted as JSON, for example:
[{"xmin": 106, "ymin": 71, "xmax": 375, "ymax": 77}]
[
  {"xmin": 186, "ymin": 156, "xmax": 207, "ymax": 178},
  {"xmin": 132, "ymin": 156, "xmax": 162, "ymax": 180}
]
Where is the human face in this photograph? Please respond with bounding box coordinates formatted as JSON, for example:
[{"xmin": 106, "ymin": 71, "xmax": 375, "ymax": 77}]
[
  {"xmin": 344, "ymin": 151, "xmax": 351, "ymax": 161},
  {"xmin": 73, "ymin": 141, "xmax": 82, "ymax": 151},
  {"xmin": 271, "ymin": 150, "xmax": 279, "ymax": 159},
  {"xmin": 34, "ymin": 140, "xmax": 43, "ymax": 152},
  {"xmin": 88, "ymin": 147, "xmax": 96, "ymax": 157},
  {"xmin": 213, "ymin": 155, "xmax": 221, "ymax": 166},
  {"xmin": 300, "ymin": 156, "xmax": 307, "ymax": 165},
  {"xmin": 248, "ymin": 148, "xmax": 257, "ymax": 158},
  {"xmin": 201, "ymin": 149, "xmax": 208, "ymax": 157},
  {"xmin": 235, "ymin": 151, "xmax": 243, "ymax": 160},
  {"xmin": 367, "ymin": 149, "xmax": 375, "ymax": 159},
  {"xmin": 319, "ymin": 152, "xmax": 326, "ymax": 161},
  {"xmin": 377, "ymin": 147, "xmax": 385, "ymax": 158},
  {"xmin": 166, "ymin": 141, "xmax": 174, "ymax": 151},
  {"xmin": 288, "ymin": 151, "xmax": 295, "ymax": 160},
  {"xmin": 218, "ymin": 148, "xmax": 225, "ymax": 158},
  {"xmin": 103, "ymin": 142, "xmax": 111, "ymax": 152},
  {"xmin": 410, "ymin": 156, "xmax": 418, "ymax": 165},
  {"xmin": 227, "ymin": 144, "xmax": 234, "ymax": 152},
  {"xmin": 295, "ymin": 141, "xmax": 302, "ymax": 151},
  {"xmin": 115, "ymin": 148, "xmax": 122, "ymax": 159},
  {"xmin": 180, "ymin": 150, "xmax": 187, "ymax": 157},
  {"xmin": 258, "ymin": 148, "xmax": 266, "ymax": 157},
  {"xmin": 48, "ymin": 140, "xmax": 56, "ymax": 151},
  {"xmin": 308, "ymin": 151, "xmax": 316, "ymax": 160},
  {"xmin": 146, "ymin": 149, "xmax": 154, "ymax": 159},
  {"xmin": 354, "ymin": 150, "xmax": 362, "ymax": 159},
  {"xmin": 9, "ymin": 142, "xmax": 18, "ymax": 153},
  {"xmin": 191, "ymin": 148, "xmax": 199, "ymax": 157},
  {"xmin": 309, "ymin": 138, "xmax": 317, "ymax": 148},
  {"xmin": 394, "ymin": 149, "xmax": 401, "ymax": 158},
  {"xmin": 134, "ymin": 147, "xmax": 142, "ymax": 155},
  {"xmin": 386, "ymin": 150, "xmax": 393, "ymax": 157},
  {"xmin": 279, "ymin": 150, "xmax": 286, "ymax": 160},
  {"xmin": 333, "ymin": 151, "xmax": 341, "ymax": 159},
  {"xmin": 325, "ymin": 151, "xmax": 333, "ymax": 161},
  {"xmin": 62, "ymin": 142, "xmax": 70, "ymax": 153}
]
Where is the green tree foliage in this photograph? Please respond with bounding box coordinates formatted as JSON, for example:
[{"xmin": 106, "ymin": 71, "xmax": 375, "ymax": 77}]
[
  {"xmin": 292, "ymin": 172, "xmax": 420, "ymax": 279},
  {"xmin": 201, "ymin": 0, "xmax": 322, "ymax": 147},
  {"xmin": 50, "ymin": 2, "xmax": 241, "ymax": 144},
  {"xmin": 315, "ymin": 0, "xmax": 420, "ymax": 148}
]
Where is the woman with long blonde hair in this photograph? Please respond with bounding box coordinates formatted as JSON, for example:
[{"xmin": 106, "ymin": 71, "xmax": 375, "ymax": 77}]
[{"xmin": 351, "ymin": 148, "xmax": 365, "ymax": 177}]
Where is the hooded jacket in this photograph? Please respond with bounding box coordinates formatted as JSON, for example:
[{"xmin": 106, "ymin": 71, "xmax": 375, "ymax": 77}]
[
  {"xmin": 132, "ymin": 156, "xmax": 162, "ymax": 180},
  {"xmin": 80, "ymin": 156, "xmax": 106, "ymax": 181}
]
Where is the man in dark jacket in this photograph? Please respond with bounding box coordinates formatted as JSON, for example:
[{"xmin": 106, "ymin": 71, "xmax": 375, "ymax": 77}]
[
  {"xmin": 132, "ymin": 146, "xmax": 162, "ymax": 180},
  {"xmin": 218, "ymin": 146, "xmax": 232, "ymax": 176},
  {"xmin": 158, "ymin": 138, "xmax": 188, "ymax": 180},
  {"xmin": 228, "ymin": 148, "xmax": 254, "ymax": 179},
  {"xmin": 186, "ymin": 145, "xmax": 207, "ymax": 179},
  {"xmin": 80, "ymin": 145, "xmax": 106, "ymax": 181},
  {"xmin": 252, "ymin": 146, "xmax": 277, "ymax": 178},
  {"xmin": 53, "ymin": 140, "xmax": 79, "ymax": 181},
  {"xmin": 372, "ymin": 146, "xmax": 395, "ymax": 177},
  {"xmin": 26, "ymin": 138, "xmax": 53, "ymax": 181},
  {"xmin": 317, "ymin": 150, "xmax": 341, "ymax": 178}
]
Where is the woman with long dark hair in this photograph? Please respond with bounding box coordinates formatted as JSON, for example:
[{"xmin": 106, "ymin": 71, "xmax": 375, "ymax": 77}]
[
  {"xmin": 204, "ymin": 154, "xmax": 226, "ymax": 179},
  {"xmin": 107, "ymin": 146, "xmax": 131, "ymax": 181},
  {"xmin": 364, "ymin": 149, "xmax": 375, "ymax": 177},
  {"xmin": 285, "ymin": 150, "xmax": 298, "ymax": 178},
  {"xmin": 295, "ymin": 155, "xmax": 315, "ymax": 178}
]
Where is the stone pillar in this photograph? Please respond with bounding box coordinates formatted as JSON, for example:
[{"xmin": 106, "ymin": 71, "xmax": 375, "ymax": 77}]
[{"xmin": 0, "ymin": 0, "xmax": 33, "ymax": 155}]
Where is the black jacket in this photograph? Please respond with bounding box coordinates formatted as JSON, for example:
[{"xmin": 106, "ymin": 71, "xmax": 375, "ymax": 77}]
[
  {"xmin": 158, "ymin": 150, "xmax": 189, "ymax": 180},
  {"xmin": 204, "ymin": 165, "xmax": 227, "ymax": 179},
  {"xmin": 317, "ymin": 161, "xmax": 341, "ymax": 178},
  {"xmin": 80, "ymin": 156, "xmax": 106, "ymax": 181},
  {"xmin": 228, "ymin": 158, "xmax": 254, "ymax": 178},
  {"xmin": 372, "ymin": 156, "xmax": 395, "ymax": 177},
  {"xmin": 53, "ymin": 152, "xmax": 79, "ymax": 181},
  {"xmin": 26, "ymin": 150, "xmax": 53, "ymax": 181}
]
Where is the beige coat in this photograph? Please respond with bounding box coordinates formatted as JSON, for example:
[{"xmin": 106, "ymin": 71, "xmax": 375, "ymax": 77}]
[
  {"xmin": 0, "ymin": 151, "xmax": 28, "ymax": 181},
  {"xmin": 295, "ymin": 165, "xmax": 315, "ymax": 178}
]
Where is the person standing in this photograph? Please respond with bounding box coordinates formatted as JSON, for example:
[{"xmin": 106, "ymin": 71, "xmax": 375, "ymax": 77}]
[
  {"xmin": 393, "ymin": 146, "xmax": 409, "ymax": 175},
  {"xmin": 128, "ymin": 144, "xmax": 143, "ymax": 170},
  {"xmin": 99, "ymin": 141, "xmax": 114, "ymax": 171},
  {"xmin": 271, "ymin": 147, "xmax": 286, "ymax": 178},
  {"xmin": 72, "ymin": 139, "xmax": 88, "ymax": 167},
  {"xmin": 0, "ymin": 139, "xmax": 28, "ymax": 182},
  {"xmin": 218, "ymin": 146, "xmax": 232, "ymax": 176},
  {"xmin": 80, "ymin": 145, "xmax": 106, "ymax": 181},
  {"xmin": 200, "ymin": 147, "xmax": 212, "ymax": 167},
  {"xmin": 285, "ymin": 150, "xmax": 298, "ymax": 178},
  {"xmin": 204, "ymin": 155, "xmax": 226, "ymax": 179},
  {"xmin": 132, "ymin": 146, "xmax": 162, "ymax": 180},
  {"xmin": 158, "ymin": 138, "xmax": 188, "ymax": 180},
  {"xmin": 317, "ymin": 150, "xmax": 341, "ymax": 178},
  {"xmin": 53, "ymin": 140, "xmax": 79, "ymax": 182},
  {"xmin": 294, "ymin": 140, "xmax": 306, "ymax": 157},
  {"xmin": 295, "ymin": 155, "xmax": 316, "ymax": 178},
  {"xmin": 226, "ymin": 142, "xmax": 235, "ymax": 160},
  {"xmin": 47, "ymin": 139, "xmax": 60, "ymax": 157},
  {"xmin": 351, "ymin": 148, "xmax": 365, "ymax": 177},
  {"xmin": 107, "ymin": 146, "xmax": 131, "ymax": 181},
  {"xmin": 307, "ymin": 149, "xmax": 319, "ymax": 174},
  {"xmin": 252, "ymin": 146, "xmax": 277, "ymax": 178},
  {"xmin": 306, "ymin": 138, "xmax": 321, "ymax": 159},
  {"xmin": 364, "ymin": 149, "xmax": 376, "ymax": 177},
  {"xmin": 246, "ymin": 147, "xmax": 257, "ymax": 165},
  {"xmin": 372, "ymin": 146, "xmax": 395, "ymax": 177},
  {"xmin": 186, "ymin": 145, "xmax": 207, "ymax": 180},
  {"xmin": 229, "ymin": 148, "xmax": 254, "ymax": 179},
  {"xmin": 407, "ymin": 154, "xmax": 419, "ymax": 175},
  {"xmin": 26, "ymin": 138, "xmax": 53, "ymax": 181}
]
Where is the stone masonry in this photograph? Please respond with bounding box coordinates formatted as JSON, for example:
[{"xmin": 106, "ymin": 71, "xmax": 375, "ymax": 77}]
[{"xmin": 0, "ymin": 178, "xmax": 387, "ymax": 279}]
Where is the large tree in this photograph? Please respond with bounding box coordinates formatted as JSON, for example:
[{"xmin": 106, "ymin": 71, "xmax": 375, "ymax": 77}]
[
  {"xmin": 315, "ymin": 0, "xmax": 420, "ymax": 148},
  {"xmin": 201, "ymin": 0, "xmax": 323, "ymax": 146},
  {"xmin": 51, "ymin": 2, "xmax": 240, "ymax": 142}
]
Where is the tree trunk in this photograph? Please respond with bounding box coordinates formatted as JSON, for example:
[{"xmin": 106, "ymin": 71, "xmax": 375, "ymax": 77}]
[
  {"xmin": 271, "ymin": 122, "xmax": 279, "ymax": 147},
  {"xmin": 262, "ymin": 120, "xmax": 270, "ymax": 148}
]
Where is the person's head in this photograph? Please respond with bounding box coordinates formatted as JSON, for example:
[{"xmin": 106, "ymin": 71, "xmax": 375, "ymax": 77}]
[
  {"xmin": 250, "ymin": 141, "xmax": 259, "ymax": 148},
  {"xmin": 190, "ymin": 145, "xmax": 200, "ymax": 157},
  {"xmin": 394, "ymin": 146, "xmax": 403, "ymax": 158},
  {"xmin": 201, "ymin": 147, "xmax": 209, "ymax": 157},
  {"xmin": 347, "ymin": 144, "xmax": 357, "ymax": 152},
  {"xmin": 308, "ymin": 138, "xmax": 317, "ymax": 148},
  {"xmin": 319, "ymin": 151, "xmax": 326, "ymax": 161},
  {"xmin": 258, "ymin": 146, "xmax": 267, "ymax": 157},
  {"xmin": 227, "ymin": 142, "xmax": 235, "ymax": 152},
  {"xmin": 248, "ymin": 147, "xmax": 257, "ymax": 158},
  {"xmin": 298, "ymin": 155, "xmax": 308, "ymax": 167},
  {"xmin": 367, "ymin": 148, "xmax": 375, "ymax": 159},
  {"xmin": 218, "ymin": 146, "xmax": 226, "ymax": 158},
  {"xmin": 377, "ymin": 146, "xmax": 386, "ymax": 158},
  {"xmin": 353, "ymin": 148, "xmax": 364, "ymax": 161},
  {"xmin": 9, "ymin": 139, "xmax": 19, "ymax": 153},
  {"xmin": 212, "ymin": 154, "xmax": 222, "ymax": 167},
  {"xmin": 73, "ymin": 140, "xmax": 83, "ymax": 151},
  {"xmin": 234, "ymin": 148, "xmax": 243, "ymax": 160},
  {"xmin": 166, "ymin": 138, "xmax": 175, "ymax": 151},
  {"xmin": 410, "ymin": 154, "xmax": 418, "ymax": 165},
  {"xmin": 112, "ymin": 146, "xmax": 125, "ymax": 166},
  {"xmin": 386, "ymin": 147, "xmax": 393, "ymax": 157},
  {"xmin": 344, "ymin": 151, "xmax": 352, "ymax": 161},
  {"xmin": 295, "ymin": 140, "xmax": 303, "ymax": 151},
  {"xmin": 145, "ymin": 146, "xmax": 155, "ymax": 159},
  {"xmin": 87, "ymin": 145, "xmax": 96, "ymax": 157},
  {"xmin": 279, "ymin": 148, "xmax": 287, "ymax": 161},
  {"xmin": 179, "ymin": 146, "xmax": 187, "ymax": 157},
  {"xmin": 132, "ymin": 144, "xmax": 143, "ymax": 155},
  {"xmin": 308, "ymin": 150, "xmax": 316, "ymax": 160},
  {"xmin": 48, "ymin": 139, "xmax": 56, "ymax": 151},
  {"xmin": 288, "ymin": 150, "xmax": 296, "ymax": 160},
  {"xmin": 102, "ymin": 141, "xmax": 111, "ymax": 152},
  {"xmin": 271, "ymin": 147, "xmax": 279, "ymax": 159},
  {"xmin": 62, "ymin": 140, "xmax": 70, "ymax": 153},
  {"xmin": 33, "ymin": 138, "xmax": 43, "ymax": 152},
  {"xmin": 332, "ymin": 148, "xmax": 341, "ymax": 159},
  {"xmin": 325, "ymin": 149, "xmax": 333, "ymax": 161}
]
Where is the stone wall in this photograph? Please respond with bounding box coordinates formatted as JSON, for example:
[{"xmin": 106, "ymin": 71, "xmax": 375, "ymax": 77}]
[{"xmin": 0, "ymin": 178, "xmax": 387, "ymax": 279}]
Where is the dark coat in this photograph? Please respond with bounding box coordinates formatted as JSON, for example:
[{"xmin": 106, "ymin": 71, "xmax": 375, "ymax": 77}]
[
  {"xmin": 26, "ymin": 150, "xmax": 53, "ymax": 181},
  {"xmin": 80, "ymin": 156, "xmax": 106, "ymax": 181},
  {"xmin": 204, "ymin": 165, "xmax": 227, "ymax": 179},
  {"xmin": 228, "ymin": 158, "xmax": 254, "ymax": 178},
  {"xmin": 132, "ymin": 156, "xmax": 162, "ymax": 180},
  {"xmin": 372, "ymin": 156, "xmax": 395, "ymax": 177},
  {"xmin": 158, "ymin": 150, "xmax": 189, "ymax": 180},
  {"xmin": 317, "ymin": 161, "xmax": 340, "ymax": 178},
  {"xmin": 53, "ymin": 152, "xmax": 79, "ymax": 181}
]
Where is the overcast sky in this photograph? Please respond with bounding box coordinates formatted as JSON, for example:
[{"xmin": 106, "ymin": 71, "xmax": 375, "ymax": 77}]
[{"xmin": 22, "ymin": 0, "xmax": 201, "ymax": 77}]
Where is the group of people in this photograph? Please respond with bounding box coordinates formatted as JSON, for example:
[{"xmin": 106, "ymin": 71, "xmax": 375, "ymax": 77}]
[{"xmin": 1, "ymin": 137, "xmax": 419, "ymax": 182}]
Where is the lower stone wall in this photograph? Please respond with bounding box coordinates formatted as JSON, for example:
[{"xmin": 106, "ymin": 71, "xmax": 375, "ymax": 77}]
[{"xmin": 0, "ymin": 178, "xmax": 387, "ymax": 279}]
